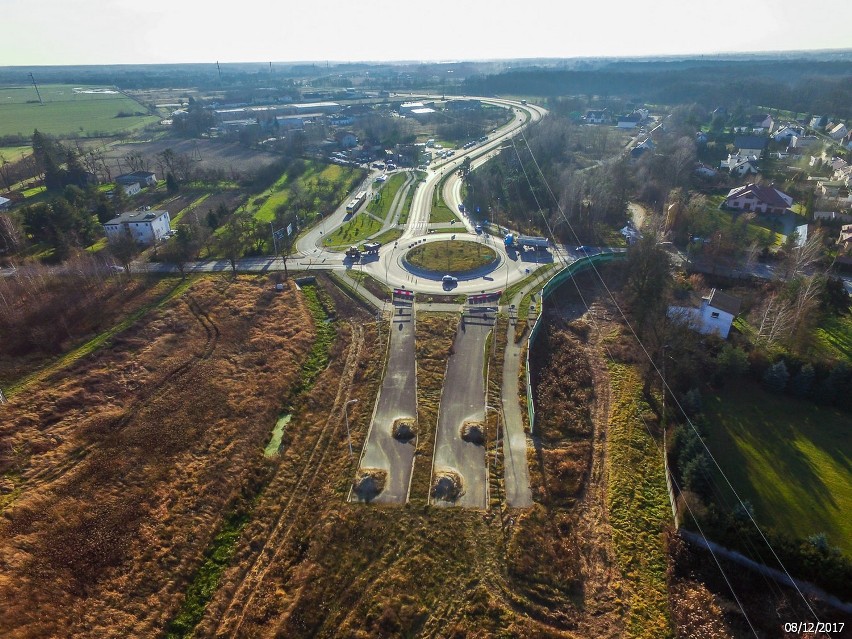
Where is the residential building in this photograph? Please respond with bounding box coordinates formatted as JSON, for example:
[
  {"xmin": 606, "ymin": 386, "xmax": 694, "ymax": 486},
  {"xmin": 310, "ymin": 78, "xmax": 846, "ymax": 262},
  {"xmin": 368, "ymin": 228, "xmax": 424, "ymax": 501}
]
[
  {"xmin": 733, "ymin": 135, "xmax": 768, "ymax": 158},
  {"xmin": 724, "ymin": 183, "xmax": 793, "ymax": 214},
  {"xmin": 0, "ymin": 196, "xmax": 10, "ymax": 211},
  {"xmin": 617, "ymin": 112, "xmax": 643, "ymax": 129},
  {"xmin": 668, "ymin": 289, "xmax": 742, "ymax": 339},
  {"xmin": 115, "ymin": 171, "xmax": 157, "ymax": 188},
  {"xmin": 773, "ymin": 124, "xmax": 803, "ymax": 143},
  {"xmin": 694, "ymin": 162, "xmax": 718, "ymax": 178},
  {"xmin": 335, "ymin": 131, "xmax": 358, "ymax": 149},
  {"xmin": 791, "ymin": 135, "xmax": 820, "ymax": 149},
  {"xmin": 815, "ymin": 210, "xmax": 852, "ymax": 224},
  {"xmin": 749, "ymin": 114, "xmax": 774, "ymax": 132},
  {"xmin": 829, "ymin": 123, "xmax": 849, "ymax": 140},
  {"xmin": 584, "ymin": 109, "xmax": 610, "ymax": 124},
  {"xmin": 720, "ymin": 154, "xmax": 759, "ymax": 177},
  {"xmin": 103, "ymin": 210, "xmax": 171, "ymax": 245}
]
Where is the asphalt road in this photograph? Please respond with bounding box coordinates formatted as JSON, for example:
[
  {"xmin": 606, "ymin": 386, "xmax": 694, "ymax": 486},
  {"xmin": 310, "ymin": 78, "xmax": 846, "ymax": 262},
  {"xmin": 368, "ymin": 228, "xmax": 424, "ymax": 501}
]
[
  {"xmin": 431, "ymin": 311, "xmax": 494, "ymax": 508},
  {"xmin": 351, "ymin": 300, "xmax": 418, "ymax": 503}
]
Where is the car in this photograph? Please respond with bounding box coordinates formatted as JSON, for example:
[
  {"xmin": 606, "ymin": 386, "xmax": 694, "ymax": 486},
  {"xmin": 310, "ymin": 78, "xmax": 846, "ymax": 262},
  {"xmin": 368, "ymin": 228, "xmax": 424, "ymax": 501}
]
[
  {"xmin": 575, "ymin": 245, "xmax": 594, "ymax": 253},
  {"xmin": 442, "ymin": 274, "xmax": 458, "ymax": 288},
  {"xmin": 474, "ymin": 224, "xmax": 483, "ymax": 233}
]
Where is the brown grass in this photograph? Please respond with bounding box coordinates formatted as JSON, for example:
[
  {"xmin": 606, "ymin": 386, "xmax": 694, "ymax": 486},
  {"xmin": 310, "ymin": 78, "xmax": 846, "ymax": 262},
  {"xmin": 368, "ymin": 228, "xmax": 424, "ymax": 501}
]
[{"xmin": 0, "ymin": 275, "xmax": 315, "ymax": 638}]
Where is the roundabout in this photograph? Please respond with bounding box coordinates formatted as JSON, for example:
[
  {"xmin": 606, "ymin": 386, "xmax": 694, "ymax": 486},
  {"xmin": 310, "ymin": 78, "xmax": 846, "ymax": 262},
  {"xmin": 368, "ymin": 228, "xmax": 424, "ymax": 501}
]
[{"xmin": 404, "ymin": 240, "xmax": 498, "ymax": 277}]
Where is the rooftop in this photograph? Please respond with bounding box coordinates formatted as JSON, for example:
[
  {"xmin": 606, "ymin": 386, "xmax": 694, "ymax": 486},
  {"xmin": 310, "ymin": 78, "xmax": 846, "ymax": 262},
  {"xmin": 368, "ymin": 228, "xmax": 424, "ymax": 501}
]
[
  {"xmin": 105, "ymin": 210, "xmax": 169, "ymax": 226},
  {"xmin": 706, "ymin": 289, "xmax": 741, "ymax": 316}
]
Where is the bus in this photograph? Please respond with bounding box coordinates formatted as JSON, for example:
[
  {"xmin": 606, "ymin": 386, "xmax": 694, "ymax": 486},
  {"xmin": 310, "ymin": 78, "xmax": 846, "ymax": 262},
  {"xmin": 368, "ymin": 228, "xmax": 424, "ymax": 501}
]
[{"xmin": 346, "ymin": 190, "xmax": 367, "ymax": 214}]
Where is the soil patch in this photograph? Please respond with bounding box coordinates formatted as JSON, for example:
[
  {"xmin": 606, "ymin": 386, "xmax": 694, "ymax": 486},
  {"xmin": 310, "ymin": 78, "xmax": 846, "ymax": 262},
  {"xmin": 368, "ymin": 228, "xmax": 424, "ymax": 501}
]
[
  {"xmin": 431, "ymin": 470, "xmax": 464, "ymax": 501},
  {"xmin": 460, "ymin": 421, "xmax": 485, "ymax": 445},
  {"xmin": 352, "ymin": 468, "xmax": 387, "ymax": 502},
  {"xmin": 391, "ymin": 418, "xmax": 416, "ymax": 442}
]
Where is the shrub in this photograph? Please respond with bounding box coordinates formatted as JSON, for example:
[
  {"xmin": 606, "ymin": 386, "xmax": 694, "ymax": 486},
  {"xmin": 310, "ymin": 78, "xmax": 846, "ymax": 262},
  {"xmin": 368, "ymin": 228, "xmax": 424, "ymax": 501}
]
[{"xmin": 762, "ymin": 360, "xmax": 789, "ymax": 393}]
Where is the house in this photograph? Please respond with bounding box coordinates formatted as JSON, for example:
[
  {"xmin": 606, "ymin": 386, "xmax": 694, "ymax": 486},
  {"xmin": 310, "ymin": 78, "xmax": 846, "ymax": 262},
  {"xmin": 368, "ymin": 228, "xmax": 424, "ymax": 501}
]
[
  {"xmin": 617, "ymin": 112, "xmax": 643, "ymax": 129},
  {"xmin": 694, "ymin": 162, "xmax": 718, "ymax": 178},
  {"xmin": 724, "ymin": 183, "xmax": 793, "ymax": 214},
  {"xmin": 839, "ymin": 224, "xmax": 852, "ymax": 247},
  {"xmin": 790, "ymin": 135, "xmax": 820, "ymax": 150},
  {"xmin": 733, "ymin": 135, "xmax": 768, "ymax": 158},
  {"xmin": 121, "ymin": 182, "xmax": 141, "ymax": 197},
  {"xmin": 334, "ymin": 131, "xmax": 358, "ymax": 149},
  {"xmin": 818, "ymin": 180, "xmax": 845, "ymax": 198},
  {"xmin": 720, "ymin": 154, "xmax": 759, "ymax": 177},
  {"xmin": 828, "ymin": 123, "xmax": 848, "ymax": 140},
  {"xmin": 115, "ymin": 171, "xmax": 157, "ymax": 188},
  {"xmin": 773, "ymin": 125, "xmax": 803, "ymax": 143},
  {"xmin": 749, "ymin": 114, "xmax": 774, "ymax": 132},
  {"xmin": 631, "ymin": 138, "xmax": 656, "ymax": 158},
  {"xmin": 810, "ymin": 115, "xmax": 827, "ymax": 129},
  {"xmin": 103, "ymin": 210, "xmax": 171, "ymax": 245},
  {"xmin": 815, "ymin": 210, "xmax": 852, "ymax": 224},
  {"xmin": 584, "ymin": 109, "xmax": 610, "ymax": 124},
  {"xmin": 695, "ymin": 131, "xmax": 709, "ymax": 144},
  {"xmin": 0, "ymin": 196, "xmax": 10, "ymax": 211},
  {"xmin": 668, "ymin": 289, "xmax": 742, "ymax": 339}
]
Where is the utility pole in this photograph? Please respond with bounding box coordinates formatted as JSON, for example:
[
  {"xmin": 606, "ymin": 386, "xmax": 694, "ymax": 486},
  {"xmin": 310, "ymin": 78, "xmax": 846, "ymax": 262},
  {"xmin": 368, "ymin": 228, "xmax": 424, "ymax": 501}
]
[
  {"xmin": 29, "ymin": 73, "xmax": 43, "ymax": 105},
  {"xmin": 344, "ymin": 399, "xmax": 359, "ymax": 458}
]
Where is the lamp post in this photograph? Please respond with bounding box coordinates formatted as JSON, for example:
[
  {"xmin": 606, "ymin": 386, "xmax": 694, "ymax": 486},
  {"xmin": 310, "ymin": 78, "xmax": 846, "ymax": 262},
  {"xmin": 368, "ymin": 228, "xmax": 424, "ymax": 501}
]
[{"xmin": 344, "ymin": 399, "xmax": 359, "ymax": 458}]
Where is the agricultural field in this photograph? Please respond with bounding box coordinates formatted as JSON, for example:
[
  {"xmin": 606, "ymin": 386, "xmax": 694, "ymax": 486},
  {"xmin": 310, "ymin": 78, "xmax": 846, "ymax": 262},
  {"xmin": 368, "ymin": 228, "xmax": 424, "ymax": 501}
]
[
  {"xmin": 703, "ymin": 381, "xmax": 852, "ymax": 557},
  {"xmin": 0, "ymin": 84, "xmax": 158, "ymax": 138}
]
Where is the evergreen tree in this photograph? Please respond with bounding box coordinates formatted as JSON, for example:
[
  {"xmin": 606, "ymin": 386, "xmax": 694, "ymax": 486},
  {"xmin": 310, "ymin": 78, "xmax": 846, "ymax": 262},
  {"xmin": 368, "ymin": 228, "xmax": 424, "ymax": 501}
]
[
  {"xmin": 790, "ymin": 363, "xmax": 815, "ymax": 398},
  {"xmin": 763, "ymin": 360, "xmax": 790, "ymax": 394}
]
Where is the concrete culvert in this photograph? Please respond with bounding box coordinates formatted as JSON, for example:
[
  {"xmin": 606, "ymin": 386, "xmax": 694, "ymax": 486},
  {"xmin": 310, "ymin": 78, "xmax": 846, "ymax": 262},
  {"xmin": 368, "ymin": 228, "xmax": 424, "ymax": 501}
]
[
  {"xmin": 431, "ymin": 470, "xmax": 464, "ymax": 501},
  {"xmin": 460, "ymin": 421, "xmax": 485, "ymax": 445},
  {"xmin": 392, "ymin": 418, "xmax": 416, "ymax": 442},
  {"xmin": 353, "ymin": 468, "xmax": 387, "ymax": 502}
]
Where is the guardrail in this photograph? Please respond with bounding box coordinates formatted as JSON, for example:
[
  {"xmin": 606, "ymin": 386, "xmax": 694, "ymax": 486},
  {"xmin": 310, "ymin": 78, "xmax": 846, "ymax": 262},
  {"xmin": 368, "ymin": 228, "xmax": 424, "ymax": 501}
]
[{"xmin": 525, "ymin": 251, "xmax": 626, "ymax": 432}]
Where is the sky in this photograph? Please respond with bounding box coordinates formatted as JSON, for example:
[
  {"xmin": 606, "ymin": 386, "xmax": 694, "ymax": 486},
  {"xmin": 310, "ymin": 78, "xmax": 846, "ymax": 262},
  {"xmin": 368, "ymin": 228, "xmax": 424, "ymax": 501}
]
[{"xmin": 2, "ymin": 0, "xmax": 851, "ymax": 66}]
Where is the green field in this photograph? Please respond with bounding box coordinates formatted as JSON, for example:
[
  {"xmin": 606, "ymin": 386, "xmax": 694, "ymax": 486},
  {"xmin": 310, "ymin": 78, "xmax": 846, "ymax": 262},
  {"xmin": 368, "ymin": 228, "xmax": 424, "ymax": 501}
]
[
  {"xmin": 812, "ymin": 313, "xmax": 852, "ymax": 363},
  {"xmin": 0, "ymin": 145, "xmax": 31, "ymax": 161},
  {"xmin": 703, "ymin": 382, "xmax": 852, "ymax": 557},
  {"xmin": 250, "ymin": 162, "xmax": 360, "ymax": 224},
  {"xmin": 321, "ymin": 212, "xmax": 383, "ymax": 248},
  {"xmin": 367, "ymin": 172, "xmax": 408, "ymax": 221},
  {"xmin": 0, "ymin": 84, "xmax": 157, "ymax": 138}
]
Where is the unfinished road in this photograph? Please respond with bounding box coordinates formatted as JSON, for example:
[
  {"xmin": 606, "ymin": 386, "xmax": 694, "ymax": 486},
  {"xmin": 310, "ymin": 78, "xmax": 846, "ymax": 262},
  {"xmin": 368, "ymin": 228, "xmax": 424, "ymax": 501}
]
[
  {"xmin": 430, "ymin": 309, "xmax": 494, "ymax": 508},
  {"xmin": 351, "ymin": 298, "xmax": 417, "ymax": 503}
]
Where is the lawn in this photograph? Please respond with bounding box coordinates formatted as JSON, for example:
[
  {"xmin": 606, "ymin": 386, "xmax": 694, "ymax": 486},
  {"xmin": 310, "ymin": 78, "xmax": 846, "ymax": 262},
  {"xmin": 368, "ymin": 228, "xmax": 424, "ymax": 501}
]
[
  {"xmin": 0, "ymin": 84, "xmax": 157, "ymax": 138},
  {"xmin": 407, "ymin": 240, "xmax": 496, "ymax": 273},
  {"xmin": 321, "ymin": 213, "xmax": 383, "ymax": 248},
  {"xmin": 0, "ymin": 145, "xmax": 31, "ymax": 161},
  {"xmin": 366, "ymin": 172, "xmax": 407, "ymax": 221},
  {"xmin": 703, "ymin": 381, "xmax": 852, "ymax": 557},
  {"xmin": 430, "ymin": 173, "xmax": 461, "ymax": 224},
  {"xmin": 250, "ymin": 162, "xmax": 361, "ymax": 224},
  {"xmin": 811, "ymin": 313, "xmax": 852, "ymax": 363}
]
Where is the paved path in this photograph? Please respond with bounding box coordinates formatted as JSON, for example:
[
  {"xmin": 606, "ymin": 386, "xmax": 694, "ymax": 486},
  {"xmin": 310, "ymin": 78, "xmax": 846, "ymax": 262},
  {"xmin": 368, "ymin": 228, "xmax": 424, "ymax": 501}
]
[
  {"xmin": 431, "ymin": 311, "xmax": 493, "ymax": 508},
  {"xmin": 351, "ymin": 300, "xmax": 417, "ymax": 503}
]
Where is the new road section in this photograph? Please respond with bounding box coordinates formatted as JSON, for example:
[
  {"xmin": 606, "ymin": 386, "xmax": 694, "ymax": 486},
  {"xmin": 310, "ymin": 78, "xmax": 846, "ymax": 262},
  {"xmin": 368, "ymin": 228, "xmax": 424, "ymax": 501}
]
[{"xmin": 350, "ymin": 298, "xmax": 417, "ymax": 503}]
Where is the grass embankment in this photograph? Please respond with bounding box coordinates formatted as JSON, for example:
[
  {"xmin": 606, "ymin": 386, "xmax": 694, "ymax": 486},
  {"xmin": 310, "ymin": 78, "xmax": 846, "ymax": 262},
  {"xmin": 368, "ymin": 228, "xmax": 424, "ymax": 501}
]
[
  {"xmin": 347, "ymin": 270, "xmax": 392, "ymax": 303},
  {"xmin": 702, "ymin": 382, "xmax": 852, "ymax": 557},
  {"xmin": 367, "ymin": 172, "xmax": 408, "ymax": 222},
  {"xmin": 407, "ymin": 241, "xmax": 496, "ymax": 273},
  {"xmin": 411, "ymin": 313, "xmax": 457, "ymax": 501},
  {"xmin": 607, "ymin": 362, "xmax": 672, "ymax": 638},
  {"xmin": 0, "ymin": 84, "xmax": 157, "ymax": 137},
  {"xmin": 371, "ymin": 228, "xmax": 403, "ymax": 245},
  {"xmin": 429, "ymin": 184, "xmax": 460, "ymax": 224},
  {"xmin": 501, "ymin": 263, "xmax": 559, "ymax": 304},
  {"xmin": 398, "ymin": 170, "xmax": 425, "ymax": 225},
  {"xmin": 6, "ymin": 276, "xmax": 193, "ymax": 397}
]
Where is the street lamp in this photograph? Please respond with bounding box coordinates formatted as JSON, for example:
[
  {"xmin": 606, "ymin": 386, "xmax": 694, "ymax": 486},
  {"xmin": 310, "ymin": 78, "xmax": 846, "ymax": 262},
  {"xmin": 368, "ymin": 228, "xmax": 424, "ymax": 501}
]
[{"xmin": 344, "ymin": 399, "xmax": 359, "ymax": 458}]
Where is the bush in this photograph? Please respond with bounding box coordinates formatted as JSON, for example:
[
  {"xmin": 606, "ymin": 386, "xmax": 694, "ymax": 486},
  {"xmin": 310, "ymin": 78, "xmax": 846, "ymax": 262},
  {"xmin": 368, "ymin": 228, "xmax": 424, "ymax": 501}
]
[
  {"xmin": 715, "ymin": 344, "xmax": 749, "ymax": 384},
  {"xmin": 790, "ymin": 363, "xmax": 815, "ymax": 398}
]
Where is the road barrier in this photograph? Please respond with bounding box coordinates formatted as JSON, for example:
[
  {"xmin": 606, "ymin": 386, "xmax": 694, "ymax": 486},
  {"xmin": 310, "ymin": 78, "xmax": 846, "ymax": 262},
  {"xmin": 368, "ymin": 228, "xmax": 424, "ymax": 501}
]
[{"xmin": 525, "ymin": 251, "xmax": 626, "ymax": 433}]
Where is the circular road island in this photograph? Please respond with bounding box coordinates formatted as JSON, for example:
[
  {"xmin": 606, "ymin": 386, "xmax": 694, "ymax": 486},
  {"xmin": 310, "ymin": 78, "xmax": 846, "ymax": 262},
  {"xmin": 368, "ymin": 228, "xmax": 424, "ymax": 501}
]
[{"xmin": 404, "ymin": 240, "xmax": 498, "ymax": 277}]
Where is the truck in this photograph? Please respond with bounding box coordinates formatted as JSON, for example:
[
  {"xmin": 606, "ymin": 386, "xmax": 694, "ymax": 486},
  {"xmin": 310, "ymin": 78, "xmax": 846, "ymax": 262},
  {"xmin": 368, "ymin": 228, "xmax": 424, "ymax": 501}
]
[
  {"xmin": 345, "ymin": 246, "xmax": 361, "ymax": 260},
  {"xmin": 362, "ymin": 241, "xmax": 381, "ymax": 255},
  {"xmin": 346, "ymin": 190, "xmax": 367, "ymax": 214}
]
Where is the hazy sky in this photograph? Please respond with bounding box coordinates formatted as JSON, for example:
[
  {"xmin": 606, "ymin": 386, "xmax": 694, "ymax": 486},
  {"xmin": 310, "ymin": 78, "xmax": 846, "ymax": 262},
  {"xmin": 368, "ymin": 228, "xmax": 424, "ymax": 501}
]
[{"xmin": 2, "ymin": 0, "xmax": 851, "ymax": 66}]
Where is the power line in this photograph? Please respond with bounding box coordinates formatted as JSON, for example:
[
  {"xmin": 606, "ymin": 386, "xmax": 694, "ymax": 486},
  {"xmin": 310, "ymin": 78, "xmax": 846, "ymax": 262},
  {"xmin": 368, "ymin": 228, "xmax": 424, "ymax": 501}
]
[{"xmin": 513, "ymin": 125, "xmax": 822, "ymax": 623}]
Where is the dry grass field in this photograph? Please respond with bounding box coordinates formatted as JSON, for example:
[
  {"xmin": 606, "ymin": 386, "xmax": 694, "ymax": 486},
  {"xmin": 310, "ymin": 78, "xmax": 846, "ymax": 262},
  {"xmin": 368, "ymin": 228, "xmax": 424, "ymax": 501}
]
[{"xmin": 0, "ymin": 275, "xmax": 316, "ymax": 637}]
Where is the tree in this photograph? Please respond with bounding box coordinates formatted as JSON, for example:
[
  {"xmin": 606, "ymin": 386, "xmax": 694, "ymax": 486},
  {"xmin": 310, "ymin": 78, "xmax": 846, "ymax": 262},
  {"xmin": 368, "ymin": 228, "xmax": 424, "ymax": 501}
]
[
  {"xmin": 166, "ymin": 172, "xmax": 180, "ymax": 194},
  {"xmin": 790, "ymin": 363, "xmax": 815, "ymax": 398},
  {"xmin": 623, "ymin": 231, "xmax": 672, "ymax": 338},
  {"xmin": 216, "ymin": 210, "xmax": 251, "ymax": 275},
  {"xmin": 763, "ymin": 360, "xmax": 789, "ymax": 393},
  {"xmin": 109, "ymin": 226, "xmax": 140, "ymax": 272},
  {"xmin": 715, "ymin": 344, "xmax": 749, "ymax": 383},
  {"xmin": 161, "ymin": 224, "xmax": 197, "ymax": 279}
]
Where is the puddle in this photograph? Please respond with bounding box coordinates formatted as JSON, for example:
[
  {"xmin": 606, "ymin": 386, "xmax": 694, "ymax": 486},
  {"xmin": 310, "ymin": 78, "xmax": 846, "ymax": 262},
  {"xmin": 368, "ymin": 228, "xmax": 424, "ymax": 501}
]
[{"xmin": 264, "ymin": 414, "xmax": 292, "ymax": 456}]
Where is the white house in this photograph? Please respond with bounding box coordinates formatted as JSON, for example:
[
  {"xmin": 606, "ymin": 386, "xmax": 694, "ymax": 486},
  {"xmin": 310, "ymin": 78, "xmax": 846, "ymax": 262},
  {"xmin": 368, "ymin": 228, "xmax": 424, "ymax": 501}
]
[
  {"xmin": 773, "ymin": 125, "xmax": 803, "ymax": 143},
  {"xmin": 724, "ymin": 183, "xmax": 793, "ymax": 214},
  {"xmin": 116, "ymin": 171, "xmax": 157, "ymax": 188},
  {"xmin": 103, "ymin": 210, "xmax": 171, "ymax": 246},
  {"xmin": 668, "ymin": 289, "xmax": 742, "ymax": 339},
  {"xmin": 829, "ymin": 123, "xmax": 849, "ymax": 140},
  {"xmin": 617, "ymin": 113, "xmax": 643, "ymax": 129},
  {"xmin": 0, "ymin": 196, "xmax": 11, "ymax": 211},
  {"xmin": 720, "ymin": 154, "xmax": 759, "ymax": 177},
  {"xmin": 749, "ymin": 114, "xmax": 774, "ymax": 132},
  {"xmin": 694, "ymin": 162, "xmax": 718, "ymax": 178},
  {"xmin": 584, "ymin": 109, "xmax": 610, "ymax": 124}
]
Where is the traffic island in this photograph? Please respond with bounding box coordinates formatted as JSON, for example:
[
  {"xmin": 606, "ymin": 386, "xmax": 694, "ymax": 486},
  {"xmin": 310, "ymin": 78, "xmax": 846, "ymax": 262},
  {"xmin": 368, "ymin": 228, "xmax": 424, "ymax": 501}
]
[{"xmin": 403, "ymin": 240, "xmax": 498, "ymax": 279}]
